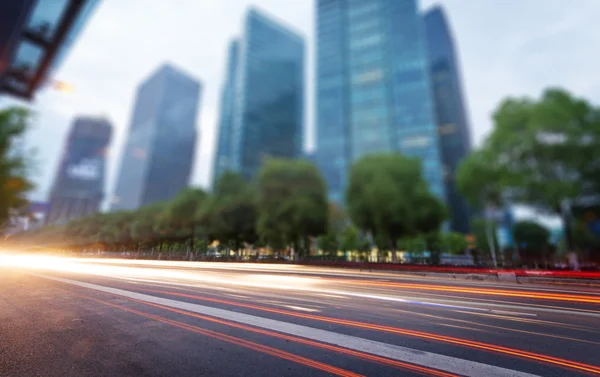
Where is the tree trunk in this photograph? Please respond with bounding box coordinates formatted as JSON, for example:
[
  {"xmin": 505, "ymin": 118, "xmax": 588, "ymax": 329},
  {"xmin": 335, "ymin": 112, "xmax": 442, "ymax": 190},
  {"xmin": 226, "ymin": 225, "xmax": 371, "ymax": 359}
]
[
  {"xmin": 484, "ymin": 219, "xmax": 498, "ymax": 268},
  {"xmin": 189, "ymin": 229, "xmax": 195, "ymax": 255},
  {"xmin": 293, "ymin": 238, "xmax": 301, "ymax": 262},
  {"xmin": 303, "ymin": 236, "xmax": 310, "ymax": 259},
  {"xmin": 562, "ymin": 212, "xmax": 574, "ymax": 255},
  {"xmin": 390, "ymin": 239, "xmax": 398, "ymax": 263}
]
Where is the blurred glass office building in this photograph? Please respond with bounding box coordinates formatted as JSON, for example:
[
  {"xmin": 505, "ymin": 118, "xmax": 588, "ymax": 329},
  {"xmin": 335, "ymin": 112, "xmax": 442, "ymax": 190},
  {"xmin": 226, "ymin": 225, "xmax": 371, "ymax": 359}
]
[
  {"xmin": 112, "ymin": 64, "xmax": 201, "ymax": 211},
  {"xmin": 46, "ymin": 117, "xmax": 111, "ymax": 225},
  {"xmin": 0, "ymin": 0, "xmax": 101, "ymax": 100},
  {"xmin": 424, "ymin": 6, "xmax": 472, "ymax": 233},
  {"xmin": 212, "ymin": 40, "xmax": 240, "ymax": 186},
  {"xmin": 316, "ymin": 0, "xmax": 445, "ymax": 204},
  {"xmin": 214, "ymin": 7, "xmax": 304, "ymax": 183}
]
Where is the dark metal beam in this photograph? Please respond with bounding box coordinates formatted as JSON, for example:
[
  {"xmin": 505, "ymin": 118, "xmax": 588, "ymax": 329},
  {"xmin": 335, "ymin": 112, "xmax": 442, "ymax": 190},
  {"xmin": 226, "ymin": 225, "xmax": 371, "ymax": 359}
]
[{"xmin": 25, "ymin": 0, "xmax": 86, "ymax": 99}]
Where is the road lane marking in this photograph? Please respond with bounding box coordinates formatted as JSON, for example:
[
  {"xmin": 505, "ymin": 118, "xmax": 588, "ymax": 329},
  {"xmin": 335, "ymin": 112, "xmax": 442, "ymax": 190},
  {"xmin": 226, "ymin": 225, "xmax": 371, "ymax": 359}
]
[
  {"xmin": 315, "ymin": 293, "xmax": 346, "ymax": 298},
  {"xmin": 392, "ymin": 307, "xmax": 600, "ymax": 345},
  {"xmin": 338, "ymin": 279, "xmax": 600, "ymax": 304},
  {"xmin": 34, "ymin": 273, "xmax": 541, "ymax": 377},
  {"xmin": 109, "ymin": 276, "xmax": 600, "ymax": 320},
  {"xmin": 282, "ymin": 305, "xmax": 320, "ymax": 312},
  {"xmin": 83, "ymin": 294, "xmax": 458, "ymax": 377},
  {"xmin": 77, "ymin": 294, "xmax": 363, "ymax": 377},
  {"xmin": 490, "ymin": 310, "xmax": 537, "ymax": 317},
  {"xmin": 226, "ymin": 294, "xmax": 251, "ymax": 299}
]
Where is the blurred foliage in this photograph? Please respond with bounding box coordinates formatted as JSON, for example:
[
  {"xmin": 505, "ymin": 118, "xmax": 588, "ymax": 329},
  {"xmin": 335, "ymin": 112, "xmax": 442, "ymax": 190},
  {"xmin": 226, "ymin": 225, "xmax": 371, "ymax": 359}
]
[
  {"xmin": 470, "ymin": 218, "xmax": 498, "ymax": 264},
  {"xmin": 346, "ymin": 153, "xmax": 447, "ymax": 262},
  {"xmin": 317, "ymin": 231, "xmax": 338, "ymax": 257},
  {"xmin": 339, "ymin": 225, "xmax": 360, "ymax": 253},
  {"xmin": 442, "ymin": 232, "xmax": 469, "ymax": 255},
  {"xmin": 457, "ymin": 88, "xmax": 600, "ymax": 256},
  {"xmin": 256, "ymin": 158, "xmax": 328, "ymax": 259},
  {"xmin": 571, "ymin": 220, "xmax": 600, "ymax": 254},
  {"xmin": 512, "ymin": 220, "xmax": 552, "ymax": 263},
  {"xmin": 200, "ymin": 171, "xmax": 257, "ymax": 253},
  {"xmin": 0, "ymin": 107, "xmax": 35, "ymax": 228},
  {"xmin": 4, "ymin": 151, "xmax": 500, "ymax": 264}
]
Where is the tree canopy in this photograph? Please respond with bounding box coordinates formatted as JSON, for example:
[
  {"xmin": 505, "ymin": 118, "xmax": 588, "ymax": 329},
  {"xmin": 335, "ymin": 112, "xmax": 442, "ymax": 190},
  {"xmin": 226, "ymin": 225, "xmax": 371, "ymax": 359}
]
[
  {"xmin": 457, "ymin": 89, "xmax": 600, "ymax": 249},
  {"xmin": 0, "ymin": 107, "xmax": 34, "ymax": 228},
  {"xmin": 512, "ymin": 220, "xmax": 551, "ymax": 265},
  {"xmin": 256, "ymin": 158, "xmax": 328, "ymax": 259},
  {"xmin": 346, "ymin": 153, "xmax": 447, "ymax": 262},
  {"xmin": 200, "ymin": 171, "xmax": 258, "ymax": 252}
]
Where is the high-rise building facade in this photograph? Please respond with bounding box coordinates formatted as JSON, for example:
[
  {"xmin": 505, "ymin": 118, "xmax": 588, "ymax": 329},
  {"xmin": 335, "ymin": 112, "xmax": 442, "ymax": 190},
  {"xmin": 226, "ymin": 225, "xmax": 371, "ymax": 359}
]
[
  {"xmin": 46, "ymin": 117, "xmax": 112, "ymax": 225},
  {"xmin": 212, "ymin": 39, "xmax": 240, "ymax": 186},
  {"xmin": 214, "ymin": 7, "xmax": 304, "ymax": 182},
  {"xmin": 424, "ymin": 6, "xmax": 472, "ymax": 233},
  {"xmin": 316, "ymin": 0, "xmax": 445, "ymax": 204},
  {"xmin": 112, "ymin": 64, "xmax": 201, "ymax": 211}
]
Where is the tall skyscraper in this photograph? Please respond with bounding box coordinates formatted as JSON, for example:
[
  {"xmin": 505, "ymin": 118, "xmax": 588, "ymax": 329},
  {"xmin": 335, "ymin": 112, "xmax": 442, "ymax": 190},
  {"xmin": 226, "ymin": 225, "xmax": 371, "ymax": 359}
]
[
  {"xmin": 46, "ymin": 117, "xmax": 112, "ymax": 225},
  {"xmin": 424, "ymin": 6, "xmax": 472, "ymax": 233},
  {"xmin": 214, "ymin": 7, "xmax": 305, "ymax": 183},
  {"xmin": 316, "ymin": 0, "xmax": 445, "ymax": 204},
  {"xmin": 112, "ymin": 64, "xmax": 201, "ymax": 211},
  {"xmin": 212, "ymin": 39, "xmax": 240, "ymax": 186}
]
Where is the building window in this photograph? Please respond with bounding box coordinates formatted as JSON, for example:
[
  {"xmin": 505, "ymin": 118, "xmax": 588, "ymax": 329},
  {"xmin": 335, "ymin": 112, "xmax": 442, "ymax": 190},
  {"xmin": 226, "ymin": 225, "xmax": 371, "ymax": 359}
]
[
  {"xmin": 349, "ymin": 17, "xmax": 380, "ymax": 36},
  {"xmin": 402, "ymin": 135, "xmax": 432, "ymax": 148},
  {"xmin": 439, "ymin": 124, "xmax": 456, "ymax": 135},
  {"xmin": 348, "ymin": 2, "xmax": 379, "ymax": 21},
  {"xmin": 352, "ymin": 69, "xmax": 383, "ymax": 85},
  {"xmin": 350, "ymin": 33, "xmax": 382, "ymax": 50}
]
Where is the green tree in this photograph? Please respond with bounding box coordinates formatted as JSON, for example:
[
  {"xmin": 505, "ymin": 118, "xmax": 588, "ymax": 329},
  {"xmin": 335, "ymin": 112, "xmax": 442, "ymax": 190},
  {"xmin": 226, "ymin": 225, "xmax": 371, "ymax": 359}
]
[
  {"xmin": 165, "ymin": 187, "xmax": 207, "ymax": 255},
  {"xmin": 200, "ymin": 171, "xmax": 258, "ymax": 257},
  {"xmin": 346, "ymin": 153, "xmax": 447, "ymax": 262},
  {"xmin": 0, "ymin": 107, "xmax": 34, "ymax": 228},
  {"xmin": 442, "ymin": 232, "xmax": 469, "ymax": 255},
  {"xmin": 571, "ymin": 220, "xmax": 600, "ymax": 260},
  {"xmin": 317, "ymin": 232, "xmax": 338, "ymax": 258},
  {"xmin": 131, "ymin": 202, "xmax": 167, "ymax": 252},
  {"xmin": 256, "ymin": 158, "xmax": 328, "ymax": 260},
  {"xmin": 470, "ymin": 218, "xmax": 499, "ymax": 264},
  {"xmin": 512, "ymin": 220, "xmax": 551, "ymax": 265},
  {"xmin": 456, "ymin": 149, "xmax": 503, "ymax": 210},
  {"xmin": 97, "ymin": 211, "xmax": 135, "ymax": 251},
  {"xmin": 458, "ymin": 88, "xmax": 600, "ymax": 252},
  {"xmin": 340, "ymin": 225, "xmax": 360, "ymax": 253},
  {"xmin": 328, "ymin": 202, "xmax": 348, "ymax": 236}
]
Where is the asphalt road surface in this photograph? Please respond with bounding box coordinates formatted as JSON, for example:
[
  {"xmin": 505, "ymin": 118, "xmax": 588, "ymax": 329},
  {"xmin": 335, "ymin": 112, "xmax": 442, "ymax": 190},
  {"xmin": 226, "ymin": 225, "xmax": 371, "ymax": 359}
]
[{"xmin": 1, "ymin": 255, "xmax": 599, "ymax": 377}]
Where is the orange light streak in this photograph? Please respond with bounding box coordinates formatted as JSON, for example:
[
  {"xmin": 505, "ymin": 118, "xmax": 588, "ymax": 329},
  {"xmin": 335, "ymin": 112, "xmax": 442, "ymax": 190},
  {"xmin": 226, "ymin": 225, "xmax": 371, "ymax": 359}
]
[
  {"xmin": 135, "ymin": 299, "xmax": 458, "ymax": 377},
  {"xmin": 75, "ymin": 293, "xmax": 362, "ymax": 377},
  {"xmin": 147, "ymin": 289, "xmax": 600, "ymax": 375},
  {"xmin": 337, "ymin": 280, "xmax": 600, "ymax": 304}
]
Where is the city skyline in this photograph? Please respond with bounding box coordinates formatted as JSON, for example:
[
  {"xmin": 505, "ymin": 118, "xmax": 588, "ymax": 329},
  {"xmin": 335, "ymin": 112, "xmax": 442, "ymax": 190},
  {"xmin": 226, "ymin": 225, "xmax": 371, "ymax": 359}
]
[
  {"xmin": 111, "ymin": 63, "xmax": 201, "ymax": 211},
  {"xmin": 3, "ymin": 0, "xmax": 598, "ymax": 228}
]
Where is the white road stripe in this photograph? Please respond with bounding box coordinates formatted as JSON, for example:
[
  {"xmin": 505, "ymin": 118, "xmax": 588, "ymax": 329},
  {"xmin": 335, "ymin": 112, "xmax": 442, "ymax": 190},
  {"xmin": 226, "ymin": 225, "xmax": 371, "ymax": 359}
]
[
  {"xmin": 102, "ymin": 276, "xmax": 600, "ymax": 319},
  {"xmin": 282, "ymin": 305, "xmax": 320, "ymax": 312},
  {"xmin": 490, "ymin": 310, "xmax": 538, "ymax": 317},
  {"xmin": 34, "ymin": 273, "xmax": 540, "ymax": 377}
]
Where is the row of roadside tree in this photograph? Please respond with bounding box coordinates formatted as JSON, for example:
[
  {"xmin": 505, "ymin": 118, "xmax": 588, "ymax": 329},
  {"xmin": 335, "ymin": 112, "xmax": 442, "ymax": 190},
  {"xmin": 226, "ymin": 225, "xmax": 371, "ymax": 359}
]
[
  {"xmin": 8, "ymin": 154, "xmax": 471, "ymax": 264},
  {"xmin": 3, "ymin": 87, "xmax": 600, "ymax": 266}
]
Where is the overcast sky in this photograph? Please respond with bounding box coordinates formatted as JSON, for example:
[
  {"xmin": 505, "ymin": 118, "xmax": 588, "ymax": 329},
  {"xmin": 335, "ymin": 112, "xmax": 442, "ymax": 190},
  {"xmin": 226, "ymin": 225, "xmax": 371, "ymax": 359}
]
[{"xmin": 4, "ymin": 0, "xmax": 600, "ymax": 225}]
